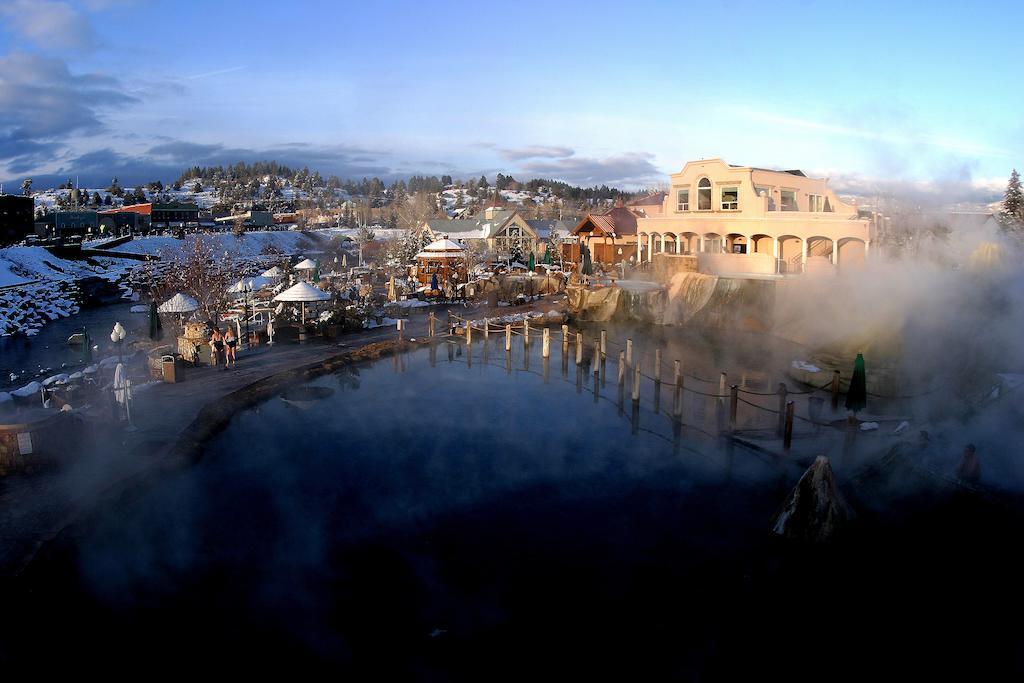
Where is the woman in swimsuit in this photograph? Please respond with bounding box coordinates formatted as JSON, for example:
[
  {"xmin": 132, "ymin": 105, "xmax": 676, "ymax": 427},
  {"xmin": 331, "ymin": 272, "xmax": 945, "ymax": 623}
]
[
  {"xmin": 224, "ymin": 326, "xmax": 237, "ymax": 368},
  {"xmin": 210, "ymin": 327, "xmax": 224, "ymax": 367}
]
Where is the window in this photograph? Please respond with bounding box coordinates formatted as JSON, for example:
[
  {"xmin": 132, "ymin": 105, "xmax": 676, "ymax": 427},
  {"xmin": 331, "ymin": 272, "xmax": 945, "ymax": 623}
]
[
  {"xmin": 780, "ymin": 190, "xmax": 798, "ymax": 211},
  {"xmin": 676, "ymin": 188, "xmax": 689, "ymax": 212},
  {"xmin": 697, "ymin": 178, "xmax": 712, "ymax": 210},
  {"xmin": 808, "ymin": 194, "xmax": 824, "ymax": 212},
  {"xmin": 721, "ymin": 187, "xmax": 739, "ymax": 210},
  {"xmin": 755, "ymin": 186, "xmax": 776, "ymax": 210}
]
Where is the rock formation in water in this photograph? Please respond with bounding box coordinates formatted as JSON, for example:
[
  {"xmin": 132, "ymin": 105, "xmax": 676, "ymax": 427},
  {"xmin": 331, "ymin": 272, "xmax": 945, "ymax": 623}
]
[{"xmin": 771, "ymin": 456, "xmax": 854, "ymax": 542}]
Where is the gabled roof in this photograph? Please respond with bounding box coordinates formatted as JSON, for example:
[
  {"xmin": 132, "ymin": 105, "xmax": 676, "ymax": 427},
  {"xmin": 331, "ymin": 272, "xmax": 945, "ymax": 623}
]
[
  {"xmin": 424, "ymin": 208, "xmax": 518, "ymax": 239},
  {"xmin": 628, "ymin": 192, "xmax": 666, "ymax": 206},
  {"xmin": 525, "ymin": 219, "xmax": 577, "ymax": 239},
  {"xmin": 573, "ymin": 206, "xmax": 638, "ymax": 237}
]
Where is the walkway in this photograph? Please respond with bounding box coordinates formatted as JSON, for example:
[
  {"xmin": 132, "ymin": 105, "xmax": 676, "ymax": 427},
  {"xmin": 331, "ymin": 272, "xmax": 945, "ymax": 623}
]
[{"xmin": 0, "ymin": 312, "xmax": 429, "ymax": 578}]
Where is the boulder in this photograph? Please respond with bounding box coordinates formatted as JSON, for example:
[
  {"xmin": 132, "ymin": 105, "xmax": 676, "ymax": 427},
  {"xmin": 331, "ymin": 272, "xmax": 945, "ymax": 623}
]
[{"xmin": 771, "ymin": 456, "xmax": 854, "ymax": 542}]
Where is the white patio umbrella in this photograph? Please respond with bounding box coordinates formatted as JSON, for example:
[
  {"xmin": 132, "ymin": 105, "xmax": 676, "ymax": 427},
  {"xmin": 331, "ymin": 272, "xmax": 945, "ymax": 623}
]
[
  {"xmin": 228, "ymin": 276, "xmax": 271, "ymax": 293},
  {"xmin": 158, "ymin": 291, "xmax": 201, "ymax": 326},
  {"xmin": 294, "ymin": 258, "xmax": 317, "ymax": 270},
  {"xmin": 157, "ymin": 292, "xmax": 200, "ymax": 314},
  {"xmin": 273, "ymin": 281, "xmax": 330, "ymax": 325},
  {"xmin": 261, "ymin": 266, "xmax": 284, "ymax": 278}
]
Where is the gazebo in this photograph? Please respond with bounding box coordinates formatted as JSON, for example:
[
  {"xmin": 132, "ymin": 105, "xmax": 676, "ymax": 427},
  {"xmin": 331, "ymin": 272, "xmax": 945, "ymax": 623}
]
[
  {"xmin": 415, "ymin": 238, "xmax": 467, "ymax": 287},
  {"xmin": 273, "ymin": 281, "xmax": 330, "ymax": 325},
  {"xmin": 294, "ymin": 258, "xmax": 317, "ymax": 279}
]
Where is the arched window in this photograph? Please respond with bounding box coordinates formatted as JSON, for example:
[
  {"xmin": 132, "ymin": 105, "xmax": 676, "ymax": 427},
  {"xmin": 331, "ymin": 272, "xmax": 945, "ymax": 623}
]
[{"xmin": 697, "ymin": 177, "xmax": 712, "ymax": 210}]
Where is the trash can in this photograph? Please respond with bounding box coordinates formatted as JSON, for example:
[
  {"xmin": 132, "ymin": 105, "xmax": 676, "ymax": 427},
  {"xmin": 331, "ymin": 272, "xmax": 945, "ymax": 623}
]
[{"xmin": 161, "ymin": 355, "xmax": 179, "ymax": 383}]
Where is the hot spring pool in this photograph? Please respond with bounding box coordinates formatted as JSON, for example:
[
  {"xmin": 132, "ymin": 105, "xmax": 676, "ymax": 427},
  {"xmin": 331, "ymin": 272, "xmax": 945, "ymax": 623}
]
[{"xmin": 10, "ymin": 334, "xmax": 1024, "ymax": 677}]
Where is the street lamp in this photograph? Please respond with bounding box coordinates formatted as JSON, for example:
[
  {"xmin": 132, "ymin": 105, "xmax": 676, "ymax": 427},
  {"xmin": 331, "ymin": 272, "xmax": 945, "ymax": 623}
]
[
  {"xmin": 110, "ymin": 321, "xmax": 126, "ymax": 362},
  {"xmin": 242, "ymin": 279, "xmax": 253, "ymax": 350}
]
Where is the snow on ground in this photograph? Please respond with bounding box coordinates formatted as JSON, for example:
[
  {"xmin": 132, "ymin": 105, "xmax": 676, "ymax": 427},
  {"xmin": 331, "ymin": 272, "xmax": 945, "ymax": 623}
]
[
  {"xmin": 1, "ymin": 230, "xmax": 319, "ymax": 336},
  {"xmin": 112, "ymin": 230, "xmax": 320, "ymax": 260},
  {"xmin": 0, "ymin": 246, "xmax": 123, "ymax": 287}
]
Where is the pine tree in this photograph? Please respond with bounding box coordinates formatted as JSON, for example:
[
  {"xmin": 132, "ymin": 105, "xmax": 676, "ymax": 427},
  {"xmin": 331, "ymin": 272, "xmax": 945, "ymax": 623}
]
[{"xmin": 1004, "ymin": 169, "xmax": 1024, "ymax": 222}]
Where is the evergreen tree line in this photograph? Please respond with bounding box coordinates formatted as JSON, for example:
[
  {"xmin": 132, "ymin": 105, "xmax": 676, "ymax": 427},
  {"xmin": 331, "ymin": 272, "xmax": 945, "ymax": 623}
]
[{"xmin": 171, "ymin": 160, "xmax": 635, "ymax": 205}]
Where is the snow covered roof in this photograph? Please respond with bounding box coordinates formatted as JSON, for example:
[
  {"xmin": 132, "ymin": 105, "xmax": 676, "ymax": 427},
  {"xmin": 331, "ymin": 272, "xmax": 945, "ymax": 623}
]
[
  {"xmin": 157, "ymin": 292, "xmax": 200, "ymax": 313},
  {"xmin": 294, "ymin": 258, "xmax": 318, "ymax": 270},
  {"xmin": 261, "ymin": 266, "xmax": 284, "ymax": 277},
  {"xmin": 228, "ymin": 276, "xmax": 272, "ymax": 293},
  {"xmin": 273, "ymin": 281, "xmax": 331, "ymax": 302},
  {"xmin": 423, "ymin": 238, "xmax": 464, "ymax": 252}
]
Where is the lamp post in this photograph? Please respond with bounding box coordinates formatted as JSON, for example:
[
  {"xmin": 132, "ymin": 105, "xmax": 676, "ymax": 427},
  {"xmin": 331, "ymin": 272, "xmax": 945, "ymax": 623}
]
[
  {"xmin": 110, "ymin": 321, "xmax": 126, "ymax": 362},
  {"xmin": 243, "ymin": 280, "xmax": 252, "ymax": 350}
]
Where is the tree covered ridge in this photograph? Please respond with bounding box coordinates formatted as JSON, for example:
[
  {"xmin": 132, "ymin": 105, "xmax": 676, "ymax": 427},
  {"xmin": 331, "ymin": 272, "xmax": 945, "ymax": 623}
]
[{"xmin": 174, "ymin": 160, "xmax": 639, "ymax": 202}]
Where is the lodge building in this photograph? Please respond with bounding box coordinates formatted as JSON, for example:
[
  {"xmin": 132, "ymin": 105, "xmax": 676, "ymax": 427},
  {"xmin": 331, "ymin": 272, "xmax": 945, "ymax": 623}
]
[{"xmin": 574, "ymin": 158, "xmax": 881, "ymax": 275}]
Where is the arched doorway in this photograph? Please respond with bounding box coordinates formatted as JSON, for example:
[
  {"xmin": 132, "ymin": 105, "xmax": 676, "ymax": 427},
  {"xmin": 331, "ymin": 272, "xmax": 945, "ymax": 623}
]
[
  {"xmin": 750, "ymin": 234, "xmax": 772, "ymax": 254},
  {"xmin": 726, "ymin": 233, "xmax": 748, "ymax": 254},
  {"xmin": 837, "ymin": 237, "xmax": 867, "ymax": 269},
  {"xmin": 777, "ymin": 235, "xmax": 803, "ymax": 273},
  {"xmin": 703, "ymin": 232, "xmax": 724, "ymax": 253}
]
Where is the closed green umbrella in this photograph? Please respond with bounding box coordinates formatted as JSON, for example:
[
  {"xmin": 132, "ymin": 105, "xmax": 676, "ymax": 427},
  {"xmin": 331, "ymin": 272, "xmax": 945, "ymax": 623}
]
[
  {"xmin": 528, "ymin": 251, "xmax": 535, "ymax": 271},
  {"xmin": 845, "ymin": 353, "xmax": 867, "ymax": 414},
  {"xmin": 80, "ymin": 327, "xmax": 92, "ymax": 364},
  {"xmin": 543, "ymin": 245, "xmax": 552, "ymax": 265},
  {"xmin": 148, "ymin": 300, "xmax": 162, "ymax": 340},
  {"xmin": 582, "ymin": 243, "xmax": 593, "ymax": 276}
]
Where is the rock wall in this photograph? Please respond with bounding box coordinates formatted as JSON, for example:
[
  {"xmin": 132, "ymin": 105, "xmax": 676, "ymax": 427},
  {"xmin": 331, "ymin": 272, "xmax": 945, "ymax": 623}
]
[
  {"xmin": 662, "ymin": 272, "xmax": 775, "ymax": 331},
  {"xmin": 650, "ymin": 253, "xmax": 698, "ymax": 282}
]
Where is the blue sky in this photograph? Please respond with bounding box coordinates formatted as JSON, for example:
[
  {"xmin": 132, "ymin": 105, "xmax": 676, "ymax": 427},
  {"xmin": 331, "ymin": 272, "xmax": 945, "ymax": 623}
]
[{"xmin": 1, "ymin": 0, "xmax": 1022, "ymax": 200}]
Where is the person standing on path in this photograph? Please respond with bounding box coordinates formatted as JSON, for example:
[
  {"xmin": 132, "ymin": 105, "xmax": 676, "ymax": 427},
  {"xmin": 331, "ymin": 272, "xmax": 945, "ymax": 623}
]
[
  {"xmin": 224, "ymin": 326, "xmax": 237, "ymax": 368},
  {"xmin": 210, "ymin": 327, "xmax": 224, "ymax": 367}
]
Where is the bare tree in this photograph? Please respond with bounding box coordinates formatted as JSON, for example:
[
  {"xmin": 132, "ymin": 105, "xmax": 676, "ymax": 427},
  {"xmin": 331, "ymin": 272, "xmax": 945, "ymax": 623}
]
[{"xmin": 355, "ymin": 225, "xmax": 375, "ymax": 266}]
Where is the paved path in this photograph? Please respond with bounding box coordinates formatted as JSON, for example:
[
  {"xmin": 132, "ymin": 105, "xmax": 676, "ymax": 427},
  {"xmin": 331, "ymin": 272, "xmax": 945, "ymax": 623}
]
[{"xmin": 0, "ymin": 312, "xmax": 431, "ymax": 577}]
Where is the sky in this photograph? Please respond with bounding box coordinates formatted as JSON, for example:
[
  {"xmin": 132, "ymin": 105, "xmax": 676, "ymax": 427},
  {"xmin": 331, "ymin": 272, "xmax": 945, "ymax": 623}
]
[{"xmin": 1, "ymin": 0, "xmax": 1022, "ymax": 202}]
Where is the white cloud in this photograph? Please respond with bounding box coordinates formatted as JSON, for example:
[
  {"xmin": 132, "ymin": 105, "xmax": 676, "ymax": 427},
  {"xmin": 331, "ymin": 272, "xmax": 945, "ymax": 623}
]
[{"xmin": 0, "ymin": 0, "xmax": 100, "ymax": 51}]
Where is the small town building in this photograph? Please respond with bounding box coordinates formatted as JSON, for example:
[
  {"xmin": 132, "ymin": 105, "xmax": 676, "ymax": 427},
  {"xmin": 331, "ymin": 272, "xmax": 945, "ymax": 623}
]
[
  {"xmin": 35, "ymin": 210, "xmax": 100, "ymax": 239},
  {"xmin": 0, "ymin": 194, "xmax": 34, "ymax": 245},
  {"xmin": 572, "ymin": 204, "xmax": 641, "ymax": 264},
  {"xmin": 213, "ymin": 210, "xmax": 273, "ymax": 229},
  {"xmin": 420, "ymin": 207, "xmax": 570, "ymax": 261},
  {"xmin": 116, "ymin": 201, "xmax": 200, "ymax": 229},
  {"xmin": 627, "ymin": 191, "xmax": 667, "ymax": 217},
  {"xmin": 414, "ymin": 238, "xmax": 467, "ymax": 286},
  {"xmin": 635, "ymin": 158, "xmax": 878, "ymax": 274},
  {"xmin": 98, "ymin": 210, "xmax": 147, "ymax": 236}
]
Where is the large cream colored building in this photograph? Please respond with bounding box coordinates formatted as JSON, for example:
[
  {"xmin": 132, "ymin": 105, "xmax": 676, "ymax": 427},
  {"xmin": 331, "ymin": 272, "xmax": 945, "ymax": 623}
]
[{"xmin": 636, "ymin": 158, "xmax": 881, "ymax": 274}]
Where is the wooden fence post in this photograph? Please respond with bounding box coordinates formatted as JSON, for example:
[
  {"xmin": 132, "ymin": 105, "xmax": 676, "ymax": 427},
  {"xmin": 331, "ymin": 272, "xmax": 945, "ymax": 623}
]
[
  {"xmin": 397, "ymin": 318, "xmax": 404, "ymax": 342},
  {"xmin": 673, "ymin": 360, "xmax": 683, "ymax": 419},
  {"xmin": 428, "ymin": 312, "xmax": 435, "ymax": 338},
  {"xmin": 484, "ymin": 317, "xmax": 489, "ymax": 338},
  {"xmin": 466, "ymin": 320, "xmax": 472, "ymax": 345},
  {"xmin": 575, "ymin": 332, "xmax": 583, "ymax": 365},
  {"xmin": 618, "ymin": 350, "xmax": 626, "ymax": 387},
  {"xmin": 632, "ymin": 361, "xmax": 641, "ymax": 403},
  {"xmin": 776, "ymin": 383, "xmax": 788, "ymax": 437},
  {"xmin": 542, "ymin": 327, "xmax": 550, "ymax": 358},
  {"xmin": 784, "ymin": 400, "xmax": 795, "ymax": 449},
  {"xmin": 730, "ymin": 384, "xmax": 738, "ymax": 430},
  {"xmin": 654, "ymin": 348, "xmax": 662, "ymax": 385},
  {"xmin": 626, "ymin": 339, "xmax": 633, "ymax": 366},
  {"xmin": 600, "ymin": 330, "xmax": 607, "ymax": 359},
  {"xmin": 593, "ymin": 339, "xmax": 600, "ymax": 375},
  {"xmin": 524, "ymin": 319, "xmax": 530, "ymax": 346},
  {"xmin": 505, "ymin": 324, "xmax": 511, "ymax": 352}
]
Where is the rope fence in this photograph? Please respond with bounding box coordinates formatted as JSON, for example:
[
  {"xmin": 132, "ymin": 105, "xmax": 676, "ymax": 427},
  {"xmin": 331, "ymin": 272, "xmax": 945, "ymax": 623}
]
[{"xmin": 424, "ymin": 310, "xmax": 928, "ymax": 445}]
